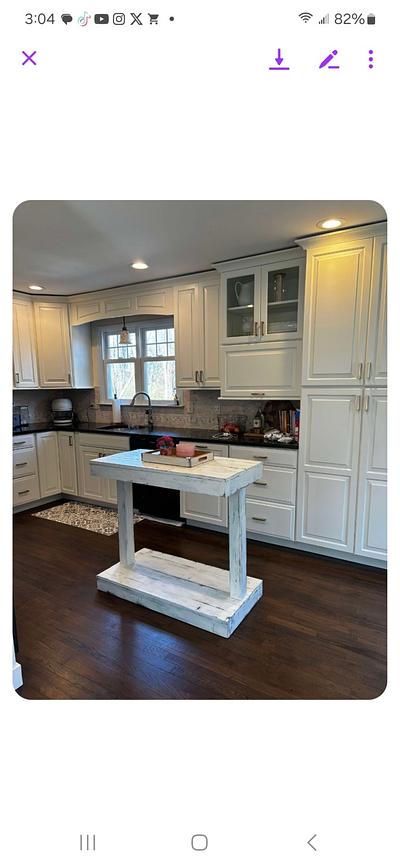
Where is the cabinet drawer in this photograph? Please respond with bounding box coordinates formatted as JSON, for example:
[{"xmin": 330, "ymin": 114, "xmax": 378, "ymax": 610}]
[
  {"xmin": 12, "ymin": 447, "xmax": 37, "ymax": 479},
  {"xmin": 189, "ymin": 442, "xmax": 229, "ymax": 458},
  {"xmin": 246, "ymin": 499, "xmax": 295, "ymax": 540},
  {"xmin": 229, "ymin": 444, "xmax": 297, "ymax": 468},
  {"xmin": 13, "ymin": 433, "xmax": 35, "ymax": 450},
  {"xmin": 13, "ymin": 475, "xmax": 40, "ymax": 506},
  {"xmin": 246, "ymin": 466, "xmax": 297, "ymax": 505},
  {"xmin": 77, "ymin": 433, "xmax": 130, "ymax": 451}
]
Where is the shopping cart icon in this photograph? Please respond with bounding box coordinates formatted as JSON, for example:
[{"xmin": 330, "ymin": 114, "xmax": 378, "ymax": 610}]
[{"xmin": 148, "ymin": 13, "xmax": 159, "ymax": 24}]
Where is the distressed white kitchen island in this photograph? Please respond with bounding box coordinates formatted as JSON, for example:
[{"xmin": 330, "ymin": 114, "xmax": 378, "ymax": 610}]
[{"xmin": 90, "ymin": 449, "xmax": 263, "ymax": 637}]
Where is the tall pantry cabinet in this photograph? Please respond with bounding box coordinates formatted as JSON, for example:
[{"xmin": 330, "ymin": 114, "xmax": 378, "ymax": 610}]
[{"xmin": 296, "ymin": 223, "xmax": 387, "ymax": 561}]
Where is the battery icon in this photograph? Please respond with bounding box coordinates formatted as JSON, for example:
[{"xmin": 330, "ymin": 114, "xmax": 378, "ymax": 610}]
[{"xmin": 367, "ymin": 14, "xmax": 376, "ymax": 24}]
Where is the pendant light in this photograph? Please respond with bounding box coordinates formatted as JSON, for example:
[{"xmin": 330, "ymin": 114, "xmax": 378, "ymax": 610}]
[{"xmin": 119, "ymin": 316, "xmax": 129, "ymax": 345}]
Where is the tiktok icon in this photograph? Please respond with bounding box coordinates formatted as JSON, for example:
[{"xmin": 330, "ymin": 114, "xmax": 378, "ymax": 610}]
[{"xmin": 77, "ymin": 11, "xmax": 91, "ymax": 26}]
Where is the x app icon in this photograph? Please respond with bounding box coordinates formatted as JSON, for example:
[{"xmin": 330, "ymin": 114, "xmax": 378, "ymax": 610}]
[
  {"xmin": 130, "ymin": 12, "xmax": 143, "ymax": 24},
  {"xmin": 22, "ymin": 50, "xmax": 37, "ymax": 65}
]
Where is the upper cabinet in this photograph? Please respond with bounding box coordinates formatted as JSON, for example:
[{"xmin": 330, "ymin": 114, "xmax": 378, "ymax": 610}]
[
  {"xmin": 298, "ymin": 224, "xmax": 387, "ymax": 387},
  {"xmin": 13, "ymin": 297, "xmax": 39, "ymax": 388},
  {"xmin": 32, "ymin": 301, "xmax": 93, "ymax": 389},
  {"xmin": 69, "ymin": 285, "xmax": 175, "ymax": 326},
  {"xmin": 34, "ymin": 302, "xmax": 74, "ymax": 387},
  {"xmin": 175, "ymin": 279, "xmax": 220, "ymax": 388},
  {"xmin": 217, "ymin": 249, "xmax": 305, "ymax": 345}
]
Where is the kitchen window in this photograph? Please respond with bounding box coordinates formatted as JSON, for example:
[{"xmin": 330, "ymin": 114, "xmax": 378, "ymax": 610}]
[{"xmin": 99, "ymin": 319, "xmax": 176, "ymax": 404}]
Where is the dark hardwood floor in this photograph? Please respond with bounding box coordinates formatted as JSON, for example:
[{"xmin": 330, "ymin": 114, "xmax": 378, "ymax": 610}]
[{"xmin": 13, "ymin": 504, "xmax": 387, "ymax": 700}]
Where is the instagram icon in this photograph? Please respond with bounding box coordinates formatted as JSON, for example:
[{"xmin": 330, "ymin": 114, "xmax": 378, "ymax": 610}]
[{"xmin": 113, "ymin": 12, "xmax": 125, "ymax": 24}]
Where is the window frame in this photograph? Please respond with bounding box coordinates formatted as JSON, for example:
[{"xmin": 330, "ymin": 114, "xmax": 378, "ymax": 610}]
[{"xmin": 95, "ymin": 317, "xmax": 177, "ymax": 406}]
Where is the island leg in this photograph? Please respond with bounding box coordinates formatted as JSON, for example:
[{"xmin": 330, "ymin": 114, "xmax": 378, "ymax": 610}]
[
  {"xmin": 228, "ymin": 488, "xmax": 247, "ymax": 598},
  {"xmin": 117, "ymin": 480, "xmax": 135, "ymax": 566}
]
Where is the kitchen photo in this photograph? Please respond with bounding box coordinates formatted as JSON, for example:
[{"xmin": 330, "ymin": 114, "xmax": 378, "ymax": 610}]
[{"xmin": 12, "ymin": 200, "xmax": 387, "ymax": 700}]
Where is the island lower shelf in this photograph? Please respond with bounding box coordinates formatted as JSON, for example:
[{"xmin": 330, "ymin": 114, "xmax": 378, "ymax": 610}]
[{"xmin": 97, "ymin": 547, "xmax": 263, "ymax": 638}]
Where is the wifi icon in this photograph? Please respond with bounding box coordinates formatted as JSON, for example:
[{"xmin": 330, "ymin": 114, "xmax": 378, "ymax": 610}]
[{"xmin": 299, "ymin": 11, "xmax": 313, "ymax": 22}]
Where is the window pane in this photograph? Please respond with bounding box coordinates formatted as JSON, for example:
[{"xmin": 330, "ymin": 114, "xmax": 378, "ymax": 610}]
[
  {"xmin": 157, "ymin": 343, "xmax": 167, "ymax": 357},
  {"xmin": 106, "ymin": 332, "xmax": 136, "ymax": 359},
  {"xmin": 146, "ymin": 329, "xmax": 156, "ymax": 344},
  {"xmin": 146, "ymin": 343, "xmax": 156, "ymax": 358},
  {"xmin": 168, "ymin": 328, "xmax": 174, "ymax": 341},
  {"xmin": 156, "ymin": 328, "xmax": 167, "ymax": 342},
  {"xmin": 144, "ymin": 360, "xmax": 176, "ymax": 401},
  {"xmin": 169, "ymin": 342, "xmax": 175, "ymax": 356},
  {"xmin": 106, "ymin": 362, "xmax": 136, "ymax": 399}
]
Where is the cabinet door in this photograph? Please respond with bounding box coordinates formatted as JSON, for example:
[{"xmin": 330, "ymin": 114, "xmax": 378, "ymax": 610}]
[
  {"xmin": 221, "ymin": 267, "xmax": 261, "ymax": 344},
  {"xmin": 365, "ymin": 235, "xmax": 387, "ymax": 387},
  {"xmin": 34, "ymin": 302, "xmax": 73, "ymax": 387},
  {"xmin": 77, "ymin": 444, "xmax": 106, "ymax": 502},
  {"xmin": 180, "ymin": 443, "xmax": 228, "ymax": 526},
  {"xmin": 101, "ymin": 448, "xmax": 123, "ymax": 504},
  {"xmin": 58, "ymin": 432, "xmax": 78, "ymax": 495},
  {"xmin": 36, "ymin": 431, "xmax": 61, "ymax": 498},
  {"xmin": 260, "ymin": 257, "xmax": 305, "ymax": 341},
  {"xmin": 302, "ymin": 239, "xmax": 373, "ymax": 386},
  {"xmin": 355, "ymin": 390, "xmax": 387, "ymax": 560},
  {"xmin": 175, "ymin": 285, "xmax": 201, "ymax": 387},
  {"xmin": 296, "ymin": 389, "xmax": 362, "ymax": 552},
  {"xmin": 200, "ymin": 282, "xmax": 220, "ymax": 387},
  {"xmin": 13, "ymin": 298, "xmax": 39, "ymax": 388},
  {"xmin": 221, "ymin": 340, "xmax": 301, "ymax": 399}
]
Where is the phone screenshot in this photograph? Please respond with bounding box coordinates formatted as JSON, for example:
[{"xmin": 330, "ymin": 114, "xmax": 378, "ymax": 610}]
[{"xmin": 2, "ymin": 2, "xmax": 398, "ymax": 865}]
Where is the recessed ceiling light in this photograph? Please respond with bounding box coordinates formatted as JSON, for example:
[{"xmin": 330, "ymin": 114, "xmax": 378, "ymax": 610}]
[
  {"xmin": 131, "ymin": 261, "xmax": 149, "ymax": 270},
  {"xmin": 29, "ymin": 284, "xmax": 44, "ymax": 291},
  {"xmin": 317, "ymin": 218, "xmax": 344, "ymax": 230}
]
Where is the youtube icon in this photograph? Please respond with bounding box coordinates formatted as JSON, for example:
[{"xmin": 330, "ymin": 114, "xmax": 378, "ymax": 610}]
[{"xmin": 94, "ymin": 13, "xmax": 109, "ymax": 23}]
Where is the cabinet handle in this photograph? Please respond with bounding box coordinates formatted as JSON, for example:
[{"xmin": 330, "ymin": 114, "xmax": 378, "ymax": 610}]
[
  {"xmin": 15, "ymin": 441, "xmax": 27, "ymax": 446},
  {"xmin": 68, "ymin": 372, "xmax": 72, "ymax": 384},
  {"xmin": 16, "ymin": 462, "xmax": 28, "ymax": 467},
  {"xmin": 356, "ymin": 396, "xmax": 361, "ymax": 412},
  {"xmin": 252, "ymin": 516, "xmax": 267, "ymax": 522},
  {"xmin": 253, "ymin": 454, "xmax": 268, "ymax": 460},
  {"xmin": 15, "ymin": 372, "xmax": 20, "ymax": 384},
  {"xmin": 196, "ymin": 445, "xmax": 210, "ymax": 451},
  {"xmin": 357, "ymin": 362, "xmax": 363, "ymax": 380},
  {"xmin": 254, "ymin": 481, "xmax": 267, "ymax": 486},
  {"xmin": 364, "ymin": 395, "xmax": 370, "ymax": 413},
  {"xmin": 69, "ymin": 436, "xmax": 73, "ymax": 446},
  {"xmin": 260, "ymin": 321, "xmax": 265, "ymax": 336},
  {"xmin": 250, "ymin": 392, "xmax": 266, "ymax": 396},
  {"xmin": 18, "ymin": 490, "xmax": 30, "ymax": 496},
  {"xmin": 195, "ymin": 370, "xmax": 199, "ymax": 383},
  {"xmin": 199, "ymin": 369, "xmax": 204, "ymax": 383},
  {"xmin": 366, "ymin": 361, "xmax": 372, "ymax": 380},
  {"xmin": 98, "ymin": 452, "xmax": 102, "ymax": 458},
  {"xmin": 254, "ymin": 321, "xmax": 259, "ymax": 337}
]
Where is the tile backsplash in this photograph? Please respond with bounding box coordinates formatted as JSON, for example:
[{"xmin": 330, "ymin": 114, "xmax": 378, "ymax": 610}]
[{"xmin": 13, "ymin": 388, "xmax": 299, "ymax": 431}]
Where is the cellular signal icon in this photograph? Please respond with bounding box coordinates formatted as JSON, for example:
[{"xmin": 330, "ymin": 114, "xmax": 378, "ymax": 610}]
[{"xmin": 319, "ymin": 13, "xmax": 330, "ymax": 23}]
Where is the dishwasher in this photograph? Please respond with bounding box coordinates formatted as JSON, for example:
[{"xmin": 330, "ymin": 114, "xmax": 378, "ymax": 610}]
[{"xmin": 129, "ymin": 434, "xmax": 183, "ymax": 524}]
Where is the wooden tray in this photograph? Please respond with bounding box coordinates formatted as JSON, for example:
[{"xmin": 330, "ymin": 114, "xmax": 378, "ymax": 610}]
[{"xmin": 141, "ymin": 449, "xmax": 214, "ymax": 468}]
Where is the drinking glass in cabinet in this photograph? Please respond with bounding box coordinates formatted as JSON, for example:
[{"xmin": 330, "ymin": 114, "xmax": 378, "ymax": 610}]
[
  {"xmin": 267, "ymin": 266, "xmax": 299, "ymax": 334},
  {"xmin": 226, "ymin": 274, "xmax": 255, "ymax": 338}
]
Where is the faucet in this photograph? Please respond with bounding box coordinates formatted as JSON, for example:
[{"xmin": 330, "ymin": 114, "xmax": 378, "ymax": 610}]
[{"xmin": 130, "ymin": 392, "xmax": 154, "ymax": 430}]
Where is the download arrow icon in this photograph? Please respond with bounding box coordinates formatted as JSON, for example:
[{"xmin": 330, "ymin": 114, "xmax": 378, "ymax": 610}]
[
  {"xmin": 269, "ymin": 49, "xmax": 290, "ymax": 70},
  {"xmin": 276, "ymin": 48, "xmax": 283, "ymax": 65}
]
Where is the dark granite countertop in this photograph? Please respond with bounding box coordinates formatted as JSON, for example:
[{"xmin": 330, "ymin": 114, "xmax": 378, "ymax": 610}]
[{"xmin": 13, "ymin": 422, "xmax": 298, "ymax": 449}]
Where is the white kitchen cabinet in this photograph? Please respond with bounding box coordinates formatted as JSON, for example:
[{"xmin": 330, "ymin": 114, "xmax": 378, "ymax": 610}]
[
  {"xmin": 355, "ymin": 390, "xmax": 387, "ymax": 560},
  {"xmin": 296, "ymin": 389, "xmax": 363, "ymax": 552},
  {"xmin": 180, "ymin": 442, "xmax": 229, "ymax": 526},
  {"xmin": 36, "ymin": 431, "xmax": 61, "ymax": 498},
  {"xmin": 58, "ymin": 431, "xmax": 78, "ymax": 495},
  {"xmin": 13, "ymin": 434, "xmax": 40, "ymax": 508},
  {"xmin": 13, "ymin": 296, "xmax": 39, "ymax": 388},
  {"xmin": 175, "ymin": 280, "xmax": 220, "ymax": 388},
  {"xmin": 34, "ymin": 302, "xmax": 73, "ymax": 388},
  {"xmin": 220, "ymin": 340, "xmax": 302, "ymax": 399},
  {"xmin": 298, "ymin": 223, "xmax": 387, "ymax": 387},
  {"xmin": 230, "ymin": 444, "xmax": 297, "ymax": 540},
  {"xmin": 365, "ymin": 235, "xmax": 387, "ymax": 387},
  {"xmin": 217, "ymin": 249, "xmax": 305, "ymax": 345},
  {"xmin": 76, "ymin": 433, "xmax": 130, "ymax": 504}
]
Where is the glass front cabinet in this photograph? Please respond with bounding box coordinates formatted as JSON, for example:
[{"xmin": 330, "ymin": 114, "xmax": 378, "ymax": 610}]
[{"xmin": 218, "ymin": 250, "xmax": 305, "ymax": 344}]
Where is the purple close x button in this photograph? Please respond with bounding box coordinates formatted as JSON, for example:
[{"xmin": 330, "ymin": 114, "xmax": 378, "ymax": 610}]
[{"xmin": 22, "ymin": 50, "xmax": 37, "ymax": 66}]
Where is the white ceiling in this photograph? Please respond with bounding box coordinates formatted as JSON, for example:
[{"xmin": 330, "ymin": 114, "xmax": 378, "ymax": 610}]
[{"xmin": 13, "ymin": 201, "xmax": 386, "ymax": 296}]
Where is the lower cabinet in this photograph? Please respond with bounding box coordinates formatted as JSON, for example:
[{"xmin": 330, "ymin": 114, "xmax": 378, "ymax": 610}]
[
  {"xmin": 76, "ymin": 433, "xmax": 130, "ymax": 504},
  {"xmin": 180, "ymin": 442, "xmax": 229, "ymax": 526},
  {"xmin": 354, "ymin": 390, "xmax": 387, "ymax": 560},
  {"xmin": 230, "ymin": 445, "xmax": 297, "ymax": 540},
  {"xmin": 58, "ymin": 431, "xmax": 78, "ymax": 495},
  {"xmin": 36, "ymin": 431, "xmax": 61, "ymax": 498},
  {"xmin": 296, "ymin": 388, "xmax": 387, "ymax": 560}
]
